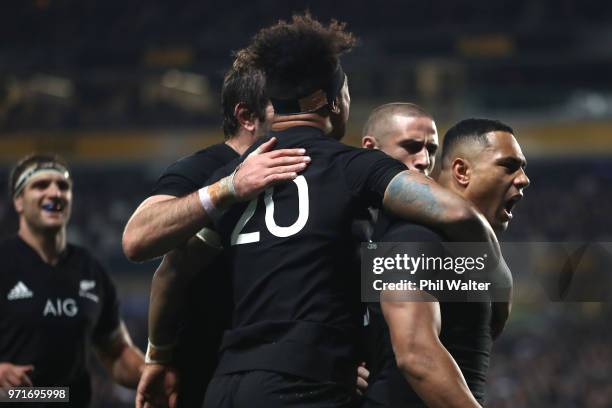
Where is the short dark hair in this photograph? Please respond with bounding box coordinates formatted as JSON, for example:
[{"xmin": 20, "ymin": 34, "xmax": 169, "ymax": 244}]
[
  {"xmin": 441, "ymin": 118, "xmax": 514, "ymax": 166},
  {"xmin": 9, "ymin": 153, "xmax": 70, "ymax": 200},
  {"xmin": 363, "ymin": 102, "xmax": 433, "ymax": 138},
  {"xmin": 221, "ymin": 55, "xmax": 268, "ymax": 138},
  {"xmin": 246, "ymin": 12, "xmax": 356, "ymax": 102}
]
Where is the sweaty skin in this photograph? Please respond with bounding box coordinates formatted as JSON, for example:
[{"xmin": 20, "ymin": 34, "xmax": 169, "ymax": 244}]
[{"xmin": 382, "ymin": 292, "xmax": 483, "ymax": 408}]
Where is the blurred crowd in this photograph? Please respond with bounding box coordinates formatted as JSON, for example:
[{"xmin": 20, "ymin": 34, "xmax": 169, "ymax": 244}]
[
  {"xmin": 504, "ymin": 158, "xmax": 612, "ymax": 241},
  {"xmin": 3, "ymin": 0, "xmax": 612, "ymax": 132},
  {"xmin": 489, "ymin": 303, "xmax": 612, "ymax": 408}
]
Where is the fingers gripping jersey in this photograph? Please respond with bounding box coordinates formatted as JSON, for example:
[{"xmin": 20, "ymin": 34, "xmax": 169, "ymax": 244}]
[{"xmin": 207, "ymin": 126, "xmax": 406, "ymax": 386}]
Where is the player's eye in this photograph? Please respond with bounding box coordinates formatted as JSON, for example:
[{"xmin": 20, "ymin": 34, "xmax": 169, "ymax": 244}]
[
  {"xmin": 502, "ymin": 162, "xmax": 520, "ymax": 173},
  {"xmin": 427, "ymin": 144, "xmax": 438, "ymax": 155},
  {"xmin": 403, "ymin": 141, "xmax": 423, "ymax": 154},
  {"xmin": 57, "ymin": 181, "xmax": 71, "ymax": 191},
  {"xmin": 30, "ymin": 180, "xmax": 50, "ymax": 190}
]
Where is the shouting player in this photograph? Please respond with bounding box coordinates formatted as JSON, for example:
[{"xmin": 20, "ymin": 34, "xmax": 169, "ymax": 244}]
[{"xmin": 371, "ymin": 118, "xmax": 529, "ymax": 407}]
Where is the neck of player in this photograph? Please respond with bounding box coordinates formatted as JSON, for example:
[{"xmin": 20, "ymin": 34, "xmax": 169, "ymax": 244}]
[
  {"xmin": 18, "ymin": 221, "xmax": 66, "ymax": 265},
  {"xmin": 226, "ymin": 130, "xmax": 258, "ymax": 155},
  {"xmin": 271, "ymin": 113, "xmax": 332, "ymax": 134}
]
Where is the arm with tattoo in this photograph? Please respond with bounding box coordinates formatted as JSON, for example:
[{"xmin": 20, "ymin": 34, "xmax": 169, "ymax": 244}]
[{"xmin": 383, "ymin": 171, "xmax": 500, "ymax": 249}]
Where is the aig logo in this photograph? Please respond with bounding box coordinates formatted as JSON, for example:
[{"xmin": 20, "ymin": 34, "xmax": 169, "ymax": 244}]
[{"xmin": 43, "ymin": 298, "xmax": 78, "ymax": 317}]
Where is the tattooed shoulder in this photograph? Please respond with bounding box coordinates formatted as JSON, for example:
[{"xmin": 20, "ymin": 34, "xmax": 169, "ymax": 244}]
[{"xmin": 387, "ymin": 172, "xmax": 443, "ymax": 217}]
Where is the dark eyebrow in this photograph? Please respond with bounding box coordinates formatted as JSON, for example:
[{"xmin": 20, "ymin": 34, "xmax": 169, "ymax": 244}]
[
  {"xmin": 30, "ymin": 179, "xmax": 49, "ymax": 188},
  {"xmin": 496, "ymin": 156, "xmax": 527, "ymax": 169}
]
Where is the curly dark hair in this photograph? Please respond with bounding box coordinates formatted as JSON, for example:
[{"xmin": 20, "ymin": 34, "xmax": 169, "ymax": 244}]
[{"xmin": 246, "ymin": 12, "xmax": 356, "ymax": 101}]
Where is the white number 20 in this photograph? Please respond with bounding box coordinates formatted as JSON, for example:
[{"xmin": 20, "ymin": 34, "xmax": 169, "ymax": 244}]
[{"xmin": 231, "ymin": 175, "xmax": 309, "ymax": 245}]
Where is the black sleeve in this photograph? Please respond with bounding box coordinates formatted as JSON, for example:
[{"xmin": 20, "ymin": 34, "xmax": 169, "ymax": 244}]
[
  {"xmin": 377, "ymin": 215, "xmax": 445, "ymax": 243},
  {"xmin": 342, "ymin": 148, "xmax": 407, "ymax": 207},
  {"xmin": 374, "ymin": 215, "xmax": 454, "ymax": 300},
  {"xmin": 91, "ymin": 260, "xmax": 121, "ymax": 345},
  {"xmin": 205, "ymin": 157, "xmax": 241, "ymax": 186},
  {"xmin": 150, "ymin": 157, "xmax": 203, "ymax": 197}
]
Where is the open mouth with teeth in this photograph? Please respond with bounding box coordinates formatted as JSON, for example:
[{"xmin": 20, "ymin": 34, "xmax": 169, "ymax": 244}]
[
  {"xmin": 42, "ymin": 202, "xmax": 65, "ymax": 213},
  {"xmin": 503, "ymin": 195, "xmax": 522, "ymax": 219}
]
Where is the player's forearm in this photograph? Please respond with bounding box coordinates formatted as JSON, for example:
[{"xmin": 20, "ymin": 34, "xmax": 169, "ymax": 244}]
[
  {"xmin": 108, "ymin": 345, "xmax": 145, "ymax": 389},
  {"xmin": 148, "ymin": 238, "xmax": 221, "ymax": 348},
  {"xmin": 122, "ymin": 192, "xmax": 210, "ymax": 262},
  {"xmin": 123, "ymin": 176, "xmax": 236, "ymax": 262},
  {"xmin": 396, "ymin": 344, "xmax": 482, "ymax": 408},
  {"xmin": 96, "ymin": 323, "xmax": 145, "ymax": 389},
  {"xmin": 148, "ymin": 254, "xmax": 191, "ymax": 347}
]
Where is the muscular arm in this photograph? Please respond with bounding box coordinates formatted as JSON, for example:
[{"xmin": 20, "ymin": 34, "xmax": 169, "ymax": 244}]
[
  {"xmin": 135, "ymin": 234, "xmax": 221, "ymax": 408},
  {"xmin": 382, "ymin": 171, "xmax": 508, "ymax": 285},
  {"xmin": 383, "ymin": 171, "xmax": 514, "ymax": 332},
  {"xmin": 122, "ymin": 138, "xmax": 310, "ymax": 262},
  {"xmin": 147, "ymin": 233, "xmax": 222, "ymax": 348},
  {"xmin": 95, "ymin": 321, "xmax": 145, "ymax": 389},
  {"xmin": 383, "ymin": 171, "xmax": 497, "ymax": 244},
  {"xmin": 381, "ymin": 291, "xmax": 482, "ymax": 408},
  {"xmin": 122, "ymin": 193, "xmax": 209, "ymax": 262}
]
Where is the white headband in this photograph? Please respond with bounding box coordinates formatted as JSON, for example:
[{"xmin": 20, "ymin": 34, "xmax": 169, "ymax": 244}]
[{"xmin": 13, "ymin": 163, "xmax": 70, "ymax": 198}]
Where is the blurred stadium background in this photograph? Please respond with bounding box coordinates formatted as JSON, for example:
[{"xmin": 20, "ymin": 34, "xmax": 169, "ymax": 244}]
[{"xmin": 1, "ymin": 1, "xmax": 611, "ymax": 406}]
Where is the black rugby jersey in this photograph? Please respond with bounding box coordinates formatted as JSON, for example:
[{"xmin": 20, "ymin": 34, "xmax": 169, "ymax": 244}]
[
  {"xmin": 208, "ymin": 126, "xmax": 406, "ymax": 387},
  {"xmin": 0, "ymin": 236, "xmax": 120, "ymax": 407},
  {"xmin": 151, "ymin": 142, "xmax": 238, "ymax": 198},
  {"xmin": 366, "ymin": 214, "xmax": 492, "ymax": 407},
  {"xmin": 150, "ymin": 141, "xmax": 238, "ymax": 408}
]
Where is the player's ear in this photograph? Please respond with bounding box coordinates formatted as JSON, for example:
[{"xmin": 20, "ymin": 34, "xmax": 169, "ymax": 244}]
[
  {"xmin": 362, "ymin": 135, "xmax": 379, "ymax": 150},
  {"xmin": 13, "ymin": 195, "xmax": 24, "ymax": 214},
  {"xmin": 452, "ymin": 158, "xmax": 471, "ymax": 187},
  {"xmin": 329, "ymin": 98, "xmax": 341, "ymax": 115},
  {"xmin": 234, "ymin": 102, "xmax": 257, "ymax": 132}
]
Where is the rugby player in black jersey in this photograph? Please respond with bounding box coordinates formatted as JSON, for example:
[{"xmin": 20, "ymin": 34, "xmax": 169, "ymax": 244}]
[
  {"xmin": 353, "ymin": 102, "xmax": 439, "ymax": 248},
  {"xmin": 130, "ymin": 60, "xmax": 317, "ymax": 408},
  {"xmin": 0, "ymin": 154, "xmax": 144, "ymax": 407},
  {"xmin": 193, "ymin": 14, "xmax": 504, "ymax": 408},
  {"xmin": 355, "ymin": 103, "xmax": 439, "ymax": 405},
  {"xmin": 122, "ymin": 60, "xmax": 310, "ymax": 263},
  {"xmin": 371, "ymin": 119, "xmax": 530, "ymax": 408},
  {"xmin": 362, "ymin": 103, "xmax": 439, "ymax": 176}
]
